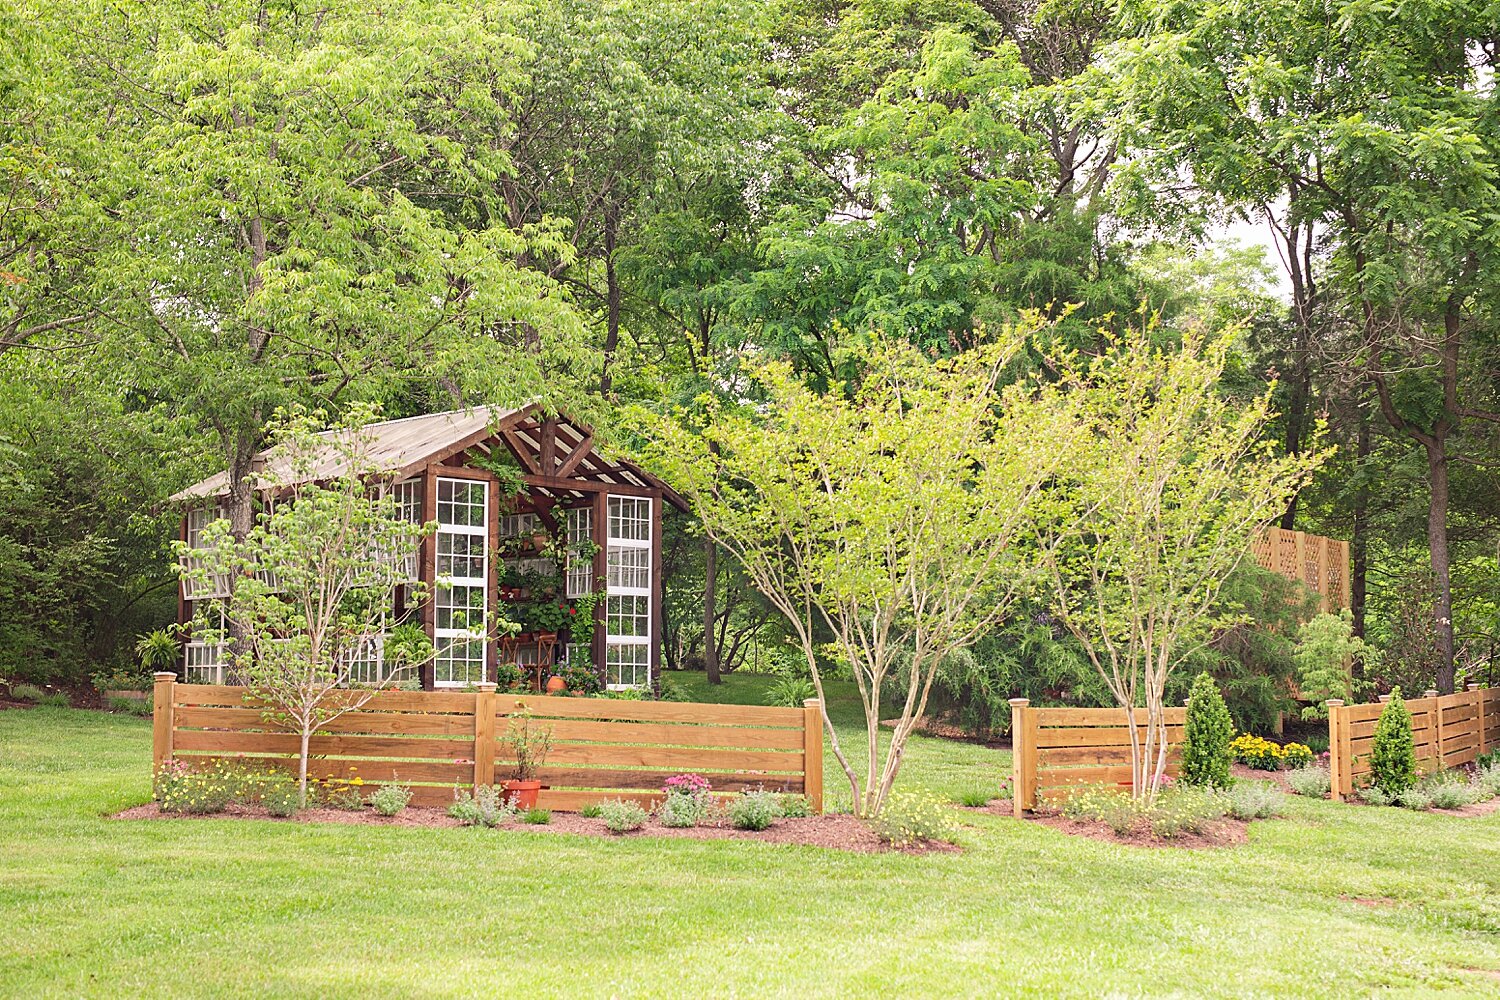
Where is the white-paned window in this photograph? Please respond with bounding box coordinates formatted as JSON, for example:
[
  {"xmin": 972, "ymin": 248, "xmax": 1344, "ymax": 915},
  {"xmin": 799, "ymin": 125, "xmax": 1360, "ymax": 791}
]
[
  {"xmin": 499, "ymin": 512, "xmax": 537, "ymax": 540},
  {"xmin": 343, "ymin": 633, "xmax": 386, "ymax": 687},
  {"xmin": 433, "ymin": 478, "xmax": 489, "ymax": 687},
  {"xmin": 183, "ymin": 640, "xmax": 226, "ymax": 685},
  {"xmin": 181, "ymin": 506, "xmax": 231, "ymax": 600},
  {"xmin": 565, "ymin": 506, "xmax": 593, "ymax": 598},
  {"xmin": 392, "ymin": 478, "xmax": 422, "ymax": 582},
  {"xmin": 604, "ymin": 495, "xmax": 652, "ymax": 689}
]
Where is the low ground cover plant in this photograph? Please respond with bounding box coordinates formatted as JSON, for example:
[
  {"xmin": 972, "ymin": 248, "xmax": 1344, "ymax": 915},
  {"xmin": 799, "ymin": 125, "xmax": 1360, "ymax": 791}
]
[
  {"xmin": 657, "ymin": 773, "xmax": 714, "ymax": 828},
  {"xmin": 449, "ymin": 786, "xmax": 515, "ymax": 828},
  {"xmin": 776, "ymin": 793, "xmax": 813, "ymax": 818},
  {"xmin": 599, "ymin": 798, "xmax": 648, "ymax": 833},
  {"xmin": 871, "ymin": 790, "xmax": 958, "ymax": 847},
  {"xmin": 370, "ymin": 780, "xmax": 413, "ymax": 817},
  {"xmin": 1286, "ymin": 765, "xmax": 1331, "ymax": 798},
  {"xmin": 728, "ymin": 789, "xmax": 780, "ymax": 831},
  {"xmin": 578, "ymin": 802, "xmax": 603, "ymax": 819},
  {"xmin": 1056, "ymin": 780, "xmax": 1284, "ymax": 839},
  {"xmin": 1218, "ymin": 782, "xmax": 1287, "ymax": 820},
  {"xmin": 9, "ymin": 683, "xmax": 47, "ymax": 702},
  {"xmin": 521, "ymin": 807, "xmax": 552, "ymax": 825},
  {"xmin": 106, "ymin": 695, "xmax": 153, "ymax": 716}
]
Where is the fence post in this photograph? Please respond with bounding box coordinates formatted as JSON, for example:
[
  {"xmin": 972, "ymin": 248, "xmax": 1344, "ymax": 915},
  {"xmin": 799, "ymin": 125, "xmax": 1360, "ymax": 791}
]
[
  {"xmin": 152, "ymin": 671, "xmax": 176, "ymax": 774},
  {"xmin": 803, "ymin": 698, "xmax": 824, "ymax": 814},
  {"xmin": 1326, "ymin": 699, "xmax": 1344, "ymax": 800},
  {"xmin": 1009, "ymin": 698, "xmax": 1031, "ymax": 818},
  {"xmin": 1472, "ymin": 684, "xmax": 1487, "ymax": 757},
  {"xmin": 474, "ymin": 683, "xmax": 496, "ymax": 790}
]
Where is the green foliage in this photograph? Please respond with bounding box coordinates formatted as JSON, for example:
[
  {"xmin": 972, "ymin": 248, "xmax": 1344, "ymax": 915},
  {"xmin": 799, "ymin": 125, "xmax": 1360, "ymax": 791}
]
[
  {"xmin": 955, "ymin": 787, "xmax": 994, "ymax": 808},
  {"xmin": 91, "ymin": 667, "xmax": 150, "ymax": 693},
  {"xmin": 1294, "ymin": 612, "xmax": 1372, "ymax": 721},
  {"xmin": 1059, "ymin": 787, "xmax": 1149, "ymax": 836},
  {"xmin": 154, "ymin": 760, "xmax": 241, "ymax": 815},
  {"xmin": 1370, "ymin": 690, "xmax": 1418, "ymax": 796},
  {"xmin": 599, "ymin": 798, "xmax": 649, "ymax": 834},
  {"xmin": 551, "ymin": 661, "xmax": 603, "ymax": 697},
  {"xmin": 520, "ymin": 807, "xmax": 552, "ymax": 826},
  {"xmin": 578, "ymin": 802, "xmax": 604, "ymax": 819},
  {"xmin": 1281, "ymin": 744, "xmax": 1314, "ymax": 770},
  {"xmin": 499, "ymin": 710, "xmax": 553, "ymax": 782},
  {"xmin": 657, "ymin": 792, "xmax": 708, "ymax": 829},
  {"xmin": 134, "ymin": 629, "xmax": 181, "ymax": 673},
  {"xmin": 1230, "ymin": 734, "xmax": 1285, "ymax": 771},
  {"xmin": 1357, "ymin": 785, "xmax": 1394, "ymax": 807},
  {"xmin": 1149, "ymin": 789, "xmax": 1230, "ymax": 838},
  {"xmin": 106, "ymin": 696, "xmax": 152, "ymax": 717},
  {"xmin": 869, "ymin": 790, "xmax": 958, "ymax": 847},
  {"xmin": 1180, "ymin": 673, "xmax": 1234, "ymax": 789},
  {"xmin": 764, "ymin": 674, "xmax": 816, "ymax": 708},
  {"xmin": 1219, "ymin": 782, "xmax": 1287, "ymax": 820},
  {"xmin": 1395, "ymin": 788, "xmax": 1432, "ymax": 812},
  {"xmin": 448, "ymin": 787, "xmax": 516, "ymax": 828},
  {"xmin": 1425, "ymin": 780, "xmax": 1481, "ymax": 812},
  {"xmin": 776, "ymin": 794, "xmax": 813, "ymax": 819},
  {"xmin": 370, "ymin": 781, "xmax": 413, "ymax": 818},
  {"xmin": 10, "ymin": 683, "xmax": 45, "ymax": 702},
  {"xmin": 727, "ymin": 789, "xmax": 780, "ymax": 831},
  {"xmin": 1286, "ymin": 767, "xmax": 1331, "ymax": 799}
]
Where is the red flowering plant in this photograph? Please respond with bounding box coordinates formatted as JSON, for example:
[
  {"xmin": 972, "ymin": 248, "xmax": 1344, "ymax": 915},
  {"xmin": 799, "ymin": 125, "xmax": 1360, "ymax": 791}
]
[{"xmin": 659, "ymin": 773, "xmax": 714, "ymax": 827}]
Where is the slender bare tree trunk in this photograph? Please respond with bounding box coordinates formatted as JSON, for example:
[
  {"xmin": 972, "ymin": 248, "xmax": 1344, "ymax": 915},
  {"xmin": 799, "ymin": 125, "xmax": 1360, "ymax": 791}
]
[{"xmin": 703, "ymin": 538, "xmax": 721, "ymax": 684}]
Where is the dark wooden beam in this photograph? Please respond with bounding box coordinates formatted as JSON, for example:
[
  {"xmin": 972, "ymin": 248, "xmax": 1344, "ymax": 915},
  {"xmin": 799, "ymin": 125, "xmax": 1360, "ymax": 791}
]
[
  {"xmin": 501, "ymin": 429, "xmax": 544, "ymax": 475},
  {"xmin": 555, "ymin": 434, "xmax": 594, "ymax": 478}
]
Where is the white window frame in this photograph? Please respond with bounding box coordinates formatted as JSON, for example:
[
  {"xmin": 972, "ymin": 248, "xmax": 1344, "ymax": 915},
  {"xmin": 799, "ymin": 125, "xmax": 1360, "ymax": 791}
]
[
  {"xmin": 181, "ymin": 505, "xmax": 231, "ymax": 600},
  {"xmin": 604, "ymin": 495, "xmax": 652, "ymax": 690},
  {"xmin": 565, "ymin": 506, "xmax": 594, "ymax": 599},
  {"xmin": 432, "ymin": 477, "xmax": 489, "ymax": 688},
  {"xmin": 391, "ymin": 477, "xmax": 422, "ymax": 583}
]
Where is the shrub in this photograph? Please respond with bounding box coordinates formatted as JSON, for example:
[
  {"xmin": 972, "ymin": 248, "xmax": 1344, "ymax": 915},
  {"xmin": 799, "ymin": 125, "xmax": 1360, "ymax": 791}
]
[
  {"xmin": 107, "ymin": 695, "xmax": 153, "ymax": 716},
  {"xmin": 1180, "ymin": 672, "xmax": 1234, "ymax": 788},
  {"xmin": 1357, "ymin": 785, "xmax": 1393, "ymax": 806},
  {"xmin": 324, "ymin": 783, "xmax": 366, "ymax": 811},
  {"xmin": 91, "ymin": 666, "xmax": 151, "ymax": 692},
  {"xmin": 1293, "ymin": 610, "xmax": 1370, "ymax": 720},
  {"xmin": 1281, "ymin": 743, "xmax": 1314, "ymax": 769},
  {"xmin": 728, "ymin": 789, "xmax": 780, "ymax": 831},
  {"xmin": 777, "ymin": 794, "xmax": 813, "ymax": 818},
  {"xmin": 448, "ymin": 786, "xmax": 515, "ymax": 827},
  {"xmin": 599, "ymin": 798, "xmax": 648, "ymax": 833},
  {"xmin": 955, "ymin": 788, "xmax": 992, "ymax": 807},
  {"xmin": 10, "ymin": 683, "xmax": 46, "ymax": 702},
  {"xmin": 1370, "ymin": 689, "xmax": 1417, "ymax": 795},
  {"xmin": 1426, "ymin": 781, "xmax": 1479, "ymax": 811},
  {"xmin": 871, "ymin": 790, "xmax": 958, "ymax": 847},
  {"xmin": 1476, "ymin": 748, "xmax": 1500, "ymax": 770},
  {"xmin": 1475, "ymin": 762, "xmax": 1500, "ymax": 797},
  {"xmin": 1229, "ymin": 733, "xmax": 1285, "ymax": 770},
  {"xmin": 370, "ymin": 781, "xmax": 413, "ymax": 817},
  {"xmin": 1285, "ymin": 765, "xmax": 1331, "ymax": 798},
  {"xmin": 1149, "ymin": 788, "xmax": 1228, "ymax": 838},
  {"xmin": 658, "ymin": 792, "xmax": 706, "ymax": 828},
  {"xmin": 656, "ymin": 673, "xmax": 688, "ymax": 701},
  {"xmin": 521, "ymin": 807, "xmax": 552, "ymax": 825},
  {"xmin": 36, "ymin": 692, "xmax": 71, "ymax": 707},
  {"xmin": 550, "ymin": 660, "xmax": 602, "ymax": 696},
  {"xmin": 765, "ymin": 674, "xmax": 816, "ymax": 708},
  {"xmin": 1220, "ymin": 782, "xmax": 1287, "ymax": 819},
  {"xmin": 578, "ymin": 802, "xmax": 604, "ymax": 819},
  {"xmin": 493, "ymin": 662, "xmax": 526, "ymax": 692}
]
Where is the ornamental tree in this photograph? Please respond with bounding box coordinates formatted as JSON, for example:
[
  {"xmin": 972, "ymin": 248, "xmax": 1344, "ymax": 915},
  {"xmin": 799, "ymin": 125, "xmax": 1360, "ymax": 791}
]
[
  {"xmin": 178, "ymin": 406, "xmax": 436, "ymax": 807},
  {"xmin": 1031, "ymin": 323, "xmax": 1329, "ymax": 800},
  {"xmin": 1370, "ymin": 688, "xmax": 1417, "ymax": 797},
  {"xmin": 639, "ymin": 324, "xmax": 1077, "ymax": 817},
  {"xmin": 1294, "ymin": 610, "xmax": 1375, "ymax": 721},
  {"xmin": 1180, "ymin": 672, "xmax": 1234, "ymax": 790}
]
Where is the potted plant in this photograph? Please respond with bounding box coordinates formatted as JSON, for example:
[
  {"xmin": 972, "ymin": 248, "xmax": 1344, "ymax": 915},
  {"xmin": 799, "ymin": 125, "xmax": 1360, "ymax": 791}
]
[{"xmin": 500, "ymin": 705, "xmax": 553, "ymax": 809}]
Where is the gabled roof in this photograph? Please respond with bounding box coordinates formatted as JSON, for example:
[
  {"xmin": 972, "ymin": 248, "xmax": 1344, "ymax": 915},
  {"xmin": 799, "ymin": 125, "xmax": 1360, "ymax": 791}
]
[{"xmin": 170, "ymin": 405, "xmax": 687, "ymax": 510}]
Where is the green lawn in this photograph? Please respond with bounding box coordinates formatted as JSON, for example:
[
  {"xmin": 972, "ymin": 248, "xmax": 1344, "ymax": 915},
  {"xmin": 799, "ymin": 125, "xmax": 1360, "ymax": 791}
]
[{"xmin": 3, "ymin": 695, "xmax": 1500, "ymax": 998}]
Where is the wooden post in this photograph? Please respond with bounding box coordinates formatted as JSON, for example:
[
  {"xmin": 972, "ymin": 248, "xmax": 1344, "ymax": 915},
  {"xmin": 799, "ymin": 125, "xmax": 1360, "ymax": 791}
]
[
  {"xmin": 474, "ymin": 683, "xmax": 496, "ymax": 790},
  {"xmin": 1426, "ymin": 689, "xmax": 1443, "ymax": 769},
  {"xmin": 1326, "ymin": 699, "xmax": 1344, "ymax": 800},
  {"xmin": 803, "ymin": 698, "xmax": 824, "ymax": 815},
  {"xmin": 1317, "ymin": 537, "xmax": 1331, "ymax": 612},
  {"xmin": 1009, "ymin": 698, "xmax": 1031, "ymax": 818},
  {"xmin": 1472, "ymin": 684, "xmax": 1488, "ymax": 757},
  {"xmin": 152, "ymin": 671, "xmax": 176, "ymax": 773}
]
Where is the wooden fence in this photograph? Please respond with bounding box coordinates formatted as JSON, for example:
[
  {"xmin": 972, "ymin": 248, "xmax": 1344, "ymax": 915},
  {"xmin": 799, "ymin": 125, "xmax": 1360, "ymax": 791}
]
[
  {"xmin": 152, "ymin": 674, "xmax": 823, "ymax": 812},
  {"xmin": 1327, "ymin": 685, "xmax": 1500, "ymax": 800},
  {"xmin": 1008, "ymin": 698, "xmax": 1185, "ymax": 816},
  {"xmin": 1249, "ymin": 527, "xmax": 1350, "ymax": 612}
]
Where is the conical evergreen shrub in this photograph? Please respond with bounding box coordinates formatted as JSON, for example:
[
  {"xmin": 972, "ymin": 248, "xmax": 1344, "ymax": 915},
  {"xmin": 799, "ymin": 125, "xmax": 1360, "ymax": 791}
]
[
  {"xmin": 1180, "ymin": 672, "xmax": 1234, "ymax": 789},
  {"xmin": 1370, "ymin": 687, "xmax": 1417, "ymax": 796}
]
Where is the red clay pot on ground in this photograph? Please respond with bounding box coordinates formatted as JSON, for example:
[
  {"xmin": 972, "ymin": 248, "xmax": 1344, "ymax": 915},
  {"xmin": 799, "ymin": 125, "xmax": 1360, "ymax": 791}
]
[
  {"xmin": 545, "ymin": 675, "xmax": 567, "ymax": 694},
  {"xmin": 503, "ymin": 780, "xmax": 542, "ymax": 810}
]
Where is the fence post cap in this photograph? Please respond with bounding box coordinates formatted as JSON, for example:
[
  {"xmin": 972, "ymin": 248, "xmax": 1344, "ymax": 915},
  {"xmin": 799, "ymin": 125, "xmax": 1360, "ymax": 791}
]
[
  {"xmin": 802, "ymin": 698, "xmax": 821, "ymax": 708},
  {"xmin": 1326, "ymin": 699, "xmax": 1344, "ymax": 707},
  {"xmin": 1423, "ymin": 689, "xmax": 1439, "ymax": 698},
  {"xmin": 153, "ymin": 672, "xmax": 177, "ymax": 683},
  {"xmin": 1378, "ymin": 694, "xmax": 1391, "ymax": 702},
  {"xmin": 1466, "ymin": 683, "xmax": 1481, "ymax": 691},
  {"xmin": 475, "ymin": 682, "xmax": 497, "ymax": 693},
  {"xmin": 1008, "ymin": 698, "xmax": 1030, "ymax": 706}
]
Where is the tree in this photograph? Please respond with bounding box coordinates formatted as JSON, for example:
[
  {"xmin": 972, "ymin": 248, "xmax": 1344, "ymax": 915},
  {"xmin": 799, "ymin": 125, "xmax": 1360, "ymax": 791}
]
[
  {"xmin": 638, "ymin": 323, "xmax": 1077, "ymax": 816},
  {"xmin": 1369, "ymin": 688, "xmax": 1417, "ymax": 796},
  {"xmin": 1294, "ymin": 610, "xmax": 1374, "ymax": 721},
  {"xmin": 178, "ymin": 408, "xmax": 436, "ymax": 807},
  {"xmin": 1180, "ymin": 672, "xmax": 1233, "ymax": 789},
  {"xmin": 1031, "ymin": 322, "xmax": 1328, "ymax": 799}
]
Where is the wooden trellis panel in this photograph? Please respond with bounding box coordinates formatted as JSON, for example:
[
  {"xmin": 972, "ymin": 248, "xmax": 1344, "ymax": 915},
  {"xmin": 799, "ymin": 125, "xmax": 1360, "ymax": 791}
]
[{"xmin": 1249, "ymin": 528, "xmax": 1350, "ymax": 612}]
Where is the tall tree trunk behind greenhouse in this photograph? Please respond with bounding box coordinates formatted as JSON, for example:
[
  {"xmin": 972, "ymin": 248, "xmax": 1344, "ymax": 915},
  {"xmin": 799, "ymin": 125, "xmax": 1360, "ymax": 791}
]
[
  {"xmin": 599, "ymin": 201, "xmax": 621, "ymax": 397},
  {"xmin": 1351, "ymin": 409, "xmax": 1370, "ymax": 638},
  {"xmin": 703, "ymin": 537, "xmax": 721, "ymax": 684}
]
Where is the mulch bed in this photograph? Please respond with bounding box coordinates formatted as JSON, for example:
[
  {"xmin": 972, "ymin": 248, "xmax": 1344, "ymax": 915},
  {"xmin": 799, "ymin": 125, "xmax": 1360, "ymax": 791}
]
[
  {"xmin": 113, "ymin": 803, "xmax": 960, "ymax": 854},
  {"xmin": 1230, "ymin": 763, "xmax": 1296, "ymax": 792},
  {"xmin": 1023, "ymin": 811, "xmax": 1251, "ymax": 849}
]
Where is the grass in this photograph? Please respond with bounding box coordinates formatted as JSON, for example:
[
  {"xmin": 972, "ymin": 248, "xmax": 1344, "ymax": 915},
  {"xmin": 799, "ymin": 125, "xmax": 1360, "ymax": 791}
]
[{"xmin": 4, "ymin": 695, "xmax": 1500, "ymax": 997}]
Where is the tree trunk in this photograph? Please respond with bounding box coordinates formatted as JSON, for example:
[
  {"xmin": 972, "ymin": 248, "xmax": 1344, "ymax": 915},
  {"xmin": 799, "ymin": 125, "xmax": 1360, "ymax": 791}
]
[
  {"xmin": 1351, "ymin": 408, "xmax": 1370, "ymax": 638},
  {"xmin": 703, "ymin": 537, "xmax": 721, "ymax": 684},
  {"xmin": 298, "ymin": 728, "xmax": 311, "ymax": 808},
  {"xmin": 599, "ymin": 200, "xmax": 621, "ymax": 396},
  {"xmin": 1423, "ymin": 437, "xmax": 1456, "ymax": 693}
]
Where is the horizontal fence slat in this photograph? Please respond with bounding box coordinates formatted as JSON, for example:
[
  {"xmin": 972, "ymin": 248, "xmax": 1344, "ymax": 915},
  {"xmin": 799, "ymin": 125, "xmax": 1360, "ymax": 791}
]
[
  {"xmin": 538, "ymin": 789, "xmax": 658, "ymax": 811},
  {"xmin": 1034, "ymin": 707, "xmax": 1187, "ymax": 727},
  {"xmin": 492, "ymin": 694, "xmax": 802, "ymax": 727},
  {"xmin": 1035, "ymin": 726, "xmax": 1184, "ymax": 749},
  {"xmin": 519, "ymin": 717, "xmax": 806, "ymax": 751},
  {"xmin": 173, "ymin": 705, "xmax": 476, "ymax": 737},
  {"xmin": 542, "ymin": 743, "xmax": 802, "ymax": 773},
  {"xmin": 173, "ymin": 729, "xmax": 473, "ymax": 761},
  {"xmin": 532, "ymin": 766, "xmax": 803, "ymax": 793},
  {"xmin": 177, "ymin": 754, "xmax": 469, "ymax": 786},
  {"xmin": 1038, "ymin": 745, "xmax": 1183, "ymax": 767},
  {"xmin": 1037, "ymin": 762, "xmax": 1181, "ymax": 791},
  {"xmin": 172, "ymin": 683, "xmax": 477, "ymax": 714}
]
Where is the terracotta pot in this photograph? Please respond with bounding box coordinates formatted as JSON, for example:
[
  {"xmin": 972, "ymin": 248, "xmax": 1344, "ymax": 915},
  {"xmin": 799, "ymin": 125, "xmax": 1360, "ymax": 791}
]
[
  {"xmin": 502, "ymin": 779, "xmax": 542, "ymax": 810},
  {"xmin": 545, "ymin": 675, "xmax": 567, "ymax": 695}
]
